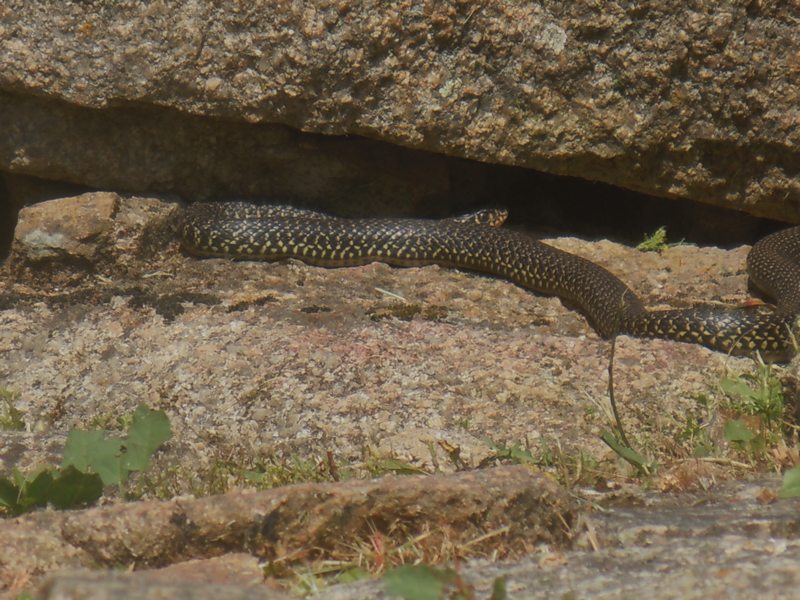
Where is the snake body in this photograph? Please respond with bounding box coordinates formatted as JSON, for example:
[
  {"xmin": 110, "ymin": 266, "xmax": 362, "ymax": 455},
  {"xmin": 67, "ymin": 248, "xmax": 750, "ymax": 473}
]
[{"xmin": 178, "ymin": 202, "xmax": 800, "ymax": 361}]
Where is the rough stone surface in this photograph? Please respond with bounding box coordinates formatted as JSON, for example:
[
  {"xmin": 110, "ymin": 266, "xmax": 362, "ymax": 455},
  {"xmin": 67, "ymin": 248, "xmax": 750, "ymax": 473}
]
[
  {"xmin": 136, "ymin": 554, "xmax": 266, "ymax": 587},
  {"xmin": 321, "ymin": 479, "xmax": 800, "ymax": 599},
  {"xmin": 30, "ymin": 479, "xmax": 800, "ymax": 599},
  {"xmin": 3, "ymin": 194, "xmax": 785, "ymax": 480},
  {"xmin": 0, "ymin": 466, "xmax": 572, "ymax": 592},
  {"xmin": 38, "ymin": 570, "xmax": 292, "ymax": 600},
  {"xmin": 11, "ymin": 192, "xmax": 119, "ymax": 264},
  {"xmin": 3, "ymin": 193, "xmax": 800, "ymax": 596},
  {"xmin": 1, "ymin": 2, "xmax": 799, "ymax": 219}
]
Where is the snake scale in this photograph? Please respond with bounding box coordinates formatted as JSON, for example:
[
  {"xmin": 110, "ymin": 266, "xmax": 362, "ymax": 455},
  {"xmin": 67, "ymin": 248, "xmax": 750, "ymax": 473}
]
[{"xmin": 178, "ymin": 202, "xmax": 800, "ymax": 362}]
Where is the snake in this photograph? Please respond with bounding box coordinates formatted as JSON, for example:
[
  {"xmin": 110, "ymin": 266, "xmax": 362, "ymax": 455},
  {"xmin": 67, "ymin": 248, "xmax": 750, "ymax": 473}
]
[{"xmin": 177, "ymin": 202, "xmax": 800, "ymax": 362}]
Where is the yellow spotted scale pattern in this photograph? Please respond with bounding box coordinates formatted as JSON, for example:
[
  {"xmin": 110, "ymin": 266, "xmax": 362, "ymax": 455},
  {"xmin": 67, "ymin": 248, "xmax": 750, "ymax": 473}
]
[{"xmin": 178, "ymin": 202, "xmax": 800, "ymax": 361}]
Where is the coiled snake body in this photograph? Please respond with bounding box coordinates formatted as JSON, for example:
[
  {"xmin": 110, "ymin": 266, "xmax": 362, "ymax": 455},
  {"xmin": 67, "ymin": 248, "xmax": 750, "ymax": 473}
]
[{"xmin": 178, "ymin": 202, "xmax": 800, "ymax": 361}]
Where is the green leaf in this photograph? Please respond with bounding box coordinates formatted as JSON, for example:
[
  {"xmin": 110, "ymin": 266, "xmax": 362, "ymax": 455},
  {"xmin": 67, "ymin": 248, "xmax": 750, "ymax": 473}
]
[
  {"xmin": 18, "ymin": 470, "xmax": 55, "ymax": 512},
  {"xmin": 63, "ymin": 429, "xmax": 125, "ymax": 487},
  {"xmin": 723, "ymin": 420, "xmax": 755, "ymax": 443},
  {"xmin": 719, "ymin": 377, "xmax": 759, "ymax": 403},
  {"xmin": 778, "ymin": 466, "xmax": 800, "ymax": 499},
  {"xmin": 0, "ymin": 467, "xmax": 104, "ymax": 515},
  {"xmin": 121, "ymin": 405, "xmax": 171, "ymax": 472},
  {"xmin": 384, "ymin": 565, "xmax": 456, "ymax": 600},
  {"xmin": 49, "ymin": 466, "xmax": 104, "ymax": 509},
  {"xmin": 601, "ymin": 431, "xmax": 654, "ymax": 474},
  {"xmin": 11, "ymin": 467, "xmax": 27, "ymax": 489},
  {"xmin": 90, "ymin": 437, "xmax": 128, "ymax": 487},
  {"xmin": 496, "ymin": 444, "xmax": 535, "ymax": 465},
  {"xmin": 0, "ymin": 477, "xmax": 20, "ymax": 513},
  {"xmin": 62, "ymin": 429, "xmax": 107, "ymax": 472}
]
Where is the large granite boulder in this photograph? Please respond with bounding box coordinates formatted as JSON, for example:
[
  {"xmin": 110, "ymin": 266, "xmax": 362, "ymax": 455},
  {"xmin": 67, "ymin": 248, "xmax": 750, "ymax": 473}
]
[{"xmin": 0, "ymin": 1, "xmax": 798, "ymax": 220}]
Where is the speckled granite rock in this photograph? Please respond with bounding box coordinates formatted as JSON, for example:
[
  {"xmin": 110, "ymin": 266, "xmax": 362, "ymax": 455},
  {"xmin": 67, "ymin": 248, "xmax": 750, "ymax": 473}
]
[
  {"xmin": 2, "ymin": 192, "xmax": 796, "ymax": 478},
  {"xmin": 38, "ymin": 570, "xmax": 292, "ymax": 600},
  {"xmin": 3, "ymin": 194, "xmax": 800, "ymax": 597},
  {"xmin": 0, "ymin": 466, "xmax": 573, "ymax": 592},
  {"xmin": 320, "ymin": 479, "xmax": 800, "ymax": 599},
  {"xmin": 1, "ymin": 2, "xmax": 798, "ymax": 219},
  {"xmin": 30, "ymin": 479, "xmax": 800, "ymax": 599},
  {"xmin": 12, "ymin": 192, "xmax": 119, "ymax": 264}
]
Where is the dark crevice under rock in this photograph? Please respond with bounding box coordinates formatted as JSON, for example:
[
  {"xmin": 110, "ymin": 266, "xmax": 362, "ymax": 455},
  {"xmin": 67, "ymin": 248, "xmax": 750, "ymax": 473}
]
[
  {"xmin": 0, "ymin": 174, "xmax": 11, "ymax": 258},
  {"xmin": 0, "ymin": 98, "xmax": 788, "ymax": 263}
]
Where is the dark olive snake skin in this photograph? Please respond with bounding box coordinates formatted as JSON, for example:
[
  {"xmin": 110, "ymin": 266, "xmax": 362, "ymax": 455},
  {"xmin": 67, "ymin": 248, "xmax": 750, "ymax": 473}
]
[{"xmin": 178, "ymin": 202, "xmax": 800, "ymax": 361}]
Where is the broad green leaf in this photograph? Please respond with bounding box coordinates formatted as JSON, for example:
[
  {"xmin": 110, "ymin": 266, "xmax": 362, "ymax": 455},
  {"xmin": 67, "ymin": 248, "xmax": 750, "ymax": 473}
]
[
  {"xmin": 0, "ymin": 477, "xmax": 20, "ymax": 513},
  {"xmin": 122, "ymin": 405, "xmax": 171, "ymax": 472},
  {"xmin": 62, "ymin": 429, "xmax": 107, "ymax": 472},
  {"xmin": 12, "ymin": 466, "xmax": 27, "ymax": 489},
  {"xmin": 63, "ymin": 429, "xmax": 126, "ymax": 487},
  {"xmin": 778, "ymin": 466, "xmax": 800, "ymax": 499},
  {"xmin": 19, "ymin": 470, "xmax": 55, "ymax": 512},
  {"xmin": 384, "ymin": 565, "xmax": 456, "ymax": 600},
  {"xmin": 49, "ymin": 466, "xmax": 104, "ymax": 509},
  {"xmin": 723, "ymin": 420, "xmax": 755, "ymax": 443},
  {"xmin": 88, "ymin": 437, "xmax": 127, "ymax": 487}
]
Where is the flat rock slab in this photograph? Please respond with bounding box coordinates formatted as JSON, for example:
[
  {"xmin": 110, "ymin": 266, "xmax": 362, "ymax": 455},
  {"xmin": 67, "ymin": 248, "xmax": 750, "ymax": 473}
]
[
  {"xmin": 30, "ymin": 479, "xmax": 800, "ymax": 599},
  {"xmin": 320, "ymin": 478, "xmax": 800, "ymax": 599},
  {"xmin": 1, "ymin": 2, "xmax": 799, "ymax": 218},
  {"xmin": 38, "ymin": 570, "xmax": 292, "ymax": 600},
  {"xmin": 2, "ymin": 193, "xmax": 781, "ymax": 478},
  {"xmin": 0, "ymin": 466, "xmax": 572, "ymax": 592},
  {"xmin": 3, "ymin": 193, "xmax": 800, "ymax": 596}
]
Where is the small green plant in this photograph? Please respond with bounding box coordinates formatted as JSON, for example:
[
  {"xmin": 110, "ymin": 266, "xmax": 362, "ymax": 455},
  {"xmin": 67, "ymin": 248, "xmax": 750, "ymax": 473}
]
[
  {"xmin": 636, "ymin": 227, "xmax": 669, "ymax": 252},
  {"xmin": 0, "ymin": 404, "xmax": 170, "ymax": 516},
  {"xmin": 480, "ymin": 437, "xmax": 605, "ymax": 488},
  {"xmin": 601, "ymin": 431, "xmax": 655, "ymax": 475},
  {"xmin": 284, "ymin": 562, "xmax": 370, "ymax": 596},
  {"xmin": 0, "ymin": 389, "xmax": 25, "ymax": 431},
  {"xmin": 719, "ymin": 364, "xmax": 784, "ymax": 430},
  {"xmin": 675, "ymin": 395, "xmax": 716, "ymax": 458},
  {"xmin": 600, "ymin": 333, "xmax": 656, "ymax": 476},
  {"xmin": 779, "ymin": 465, "xmax": 800, "ymax": 498},
  {"xmin": 243, "ymin": 455, "xmax": 335, "ymax": 489},
  {"xmin": 364, "ymin": 456, "xmax": 427, "ymax": 477},
  {"xmin": 62, "ymin": 404, "xmax": 171, "ymax": 494},
  {"xmin": 384, "ymin": 565, "xmax": 506, "ymax": 600},
  {"xmin": 87, "ymin": 410, "xmax": 134, "ymax": 432},
  {"xmin": 0, "ymin": 466, "xmax": 102, "ymax": 516},
  {"xmin": 722, "ymin": 419, "xmax": 764, "ymax": 460},
  {"xmin": 480, "ymin": 438, "xmax": 537, "ymax": 467},
  {"xmin": 715, "ymin": 363, "xmax": 788, "ymax": 465}
]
